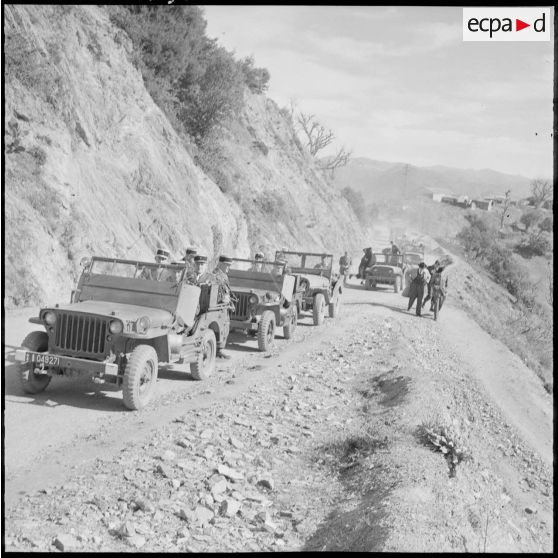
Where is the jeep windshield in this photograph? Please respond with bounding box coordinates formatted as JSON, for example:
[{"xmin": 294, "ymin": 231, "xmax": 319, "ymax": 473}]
[
  {"xmin": 276, "ymin": 252, "xmax": 333, "ymax": 274},
  {"xmin": 90, "ymin": 258, "xmax": 186, "ymax": 282},
  {"xmin": 229, "ymin": 258, "xmax": 285, "ymax": 275}
]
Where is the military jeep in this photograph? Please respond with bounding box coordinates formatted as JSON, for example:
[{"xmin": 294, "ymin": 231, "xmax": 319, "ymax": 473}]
[
  {"xmin": 364, "ymin": 252, "xmax": 408, "ymax": 293},
  {"xmin": 14, "ymin": 256, "xmax": 230, "ymax": 410},
  {"xmin": 277, "ymin": 251, "xmax": 343, "ymax": 325},
  {"xmin": 228, "ymin": 258, "xmax": 300, "ymax": 352}
]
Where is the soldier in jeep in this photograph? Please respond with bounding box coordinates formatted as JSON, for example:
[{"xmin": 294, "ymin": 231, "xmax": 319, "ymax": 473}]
[
  {"xmin": 250, "ymin": 252, "xmax": 265, "ymax": 272},
  {"xmin": 139, "ymin": 248, "xmax": 176, "ymax": 281},
  {"xmin": 187, "ymin": 255, "xmax": 209, "ymax": 284},
  {"xmin": 180, "ymin": 247, "xmax": 197, "ymax": 271}
]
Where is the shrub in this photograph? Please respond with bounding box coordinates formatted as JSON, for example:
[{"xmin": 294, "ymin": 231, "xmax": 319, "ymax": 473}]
[
  {"xmin": 417, "ymin": 415, "xmax": 471, "ymax": 477},
  {"xmin": 252, "ymin": 140, "xmax": 269, "ymax": 156},
  {"xmin": 515, "ymin": 232, "xmax": 551, "ymax": 258},
  {"xmin": 107, "ymin": 6, "xmax": 266, "ymax": 144},
  {"xmin": 28, "ymin": 146, "xmax": 47, "ymax": 170},
  {"xmin": 538, "ymin": 215, "xmax": 553, "ymax": 233},
  {"xmin": 240, "ymin": 56, "xmax": 270, "ymax": 93},
  {"xmin": 519, "ymin": 208, "xmax": 543, "ymax": 231}
]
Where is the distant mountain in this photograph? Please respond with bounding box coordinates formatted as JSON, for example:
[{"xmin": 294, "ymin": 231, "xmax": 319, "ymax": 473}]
[{"xmin": 331, "ymin": 157, "xmax": 535, "ymax": 202}]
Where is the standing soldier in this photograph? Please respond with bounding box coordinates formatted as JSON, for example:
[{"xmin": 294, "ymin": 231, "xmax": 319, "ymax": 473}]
[
  {"xmin": 358, "ymin": 247, "xmax": 373, "ymax": 284},
  {"xmin": 339, "ymin": 251, "xmax": 352, "ymax": 284},
  {"xmin": 429, "ymin": 265, "xmax": 448, "ymax": 313},
  {"xmin": 213, "ymin": 255, "xmax": 233, "ymax": 359},
  {"xmin": 421, "ymin": 260, "xmax": 440, "ymax": 310},
  {"xmin": 407, "ymin": 262, "xmax": 430, "ymax": 316}
]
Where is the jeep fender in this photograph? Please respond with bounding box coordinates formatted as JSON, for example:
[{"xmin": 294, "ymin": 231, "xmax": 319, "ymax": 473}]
[{"xmin": 124, "ymin": 335, "xmax": 170, "ymax": 364}]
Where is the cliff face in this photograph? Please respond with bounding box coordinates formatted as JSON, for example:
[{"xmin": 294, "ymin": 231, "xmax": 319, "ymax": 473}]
[{"xmin": 4, "ymin": 5, "xmax": 365, "ymax": 308}]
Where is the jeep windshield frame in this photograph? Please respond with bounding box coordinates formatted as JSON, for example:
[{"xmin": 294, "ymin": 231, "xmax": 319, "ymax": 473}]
[
  {"xmin": 275, "ymin": 251, "xmax": 333, "ymax": 278},
  {"xmin": 89, "ymin": 257, "xmax": 187, "ymax": 282},
  {"xmin": 369, "ymin": 252, "xmax": 405, "ymax": 267},
  {"xmin": 228, "ymin": 258, "xmax": 287, "ymax": 294}
]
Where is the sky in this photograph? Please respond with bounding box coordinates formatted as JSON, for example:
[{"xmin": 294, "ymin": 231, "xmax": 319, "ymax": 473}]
[{"xmin": 203, "ymin": 6, "xmax": 554, "ymax": 179}]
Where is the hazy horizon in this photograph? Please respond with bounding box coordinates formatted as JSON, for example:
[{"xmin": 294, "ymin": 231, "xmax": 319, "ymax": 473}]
[{"xmin": 204, "ymin": 6, "xmax": 554, "ymax": 179}]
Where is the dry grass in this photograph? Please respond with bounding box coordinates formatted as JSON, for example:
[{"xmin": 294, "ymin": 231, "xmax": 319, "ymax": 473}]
[{"xmin": 417, "ymin": 413, "xmax": 472, "ymax": 477}]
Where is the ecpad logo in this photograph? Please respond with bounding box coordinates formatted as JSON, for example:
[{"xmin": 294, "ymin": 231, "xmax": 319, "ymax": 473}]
[{"xmin": 463, "ymin": 8, "xmax": 551, "ymax": 41}]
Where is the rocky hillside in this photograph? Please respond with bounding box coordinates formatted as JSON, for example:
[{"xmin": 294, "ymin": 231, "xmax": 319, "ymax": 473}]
[
  {"xmin": 333, "ymin": 157, "xmax": 535, "ymax": 202},
  {"xmin": 4, "ymin": 5, "xmax": 365, "ymax": 308}
]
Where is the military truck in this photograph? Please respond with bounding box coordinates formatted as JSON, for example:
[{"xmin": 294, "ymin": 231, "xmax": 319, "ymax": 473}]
[
  {"xmin": 276, "ymin": 251, "xmax": 343, "ymax": 325},
  {"xmin": 364, "ymin": 252, "xmax": 408, "ymax": 293},
  {"xmin": 228, "ymin": 258, "xmax": 300, "ymax": 351},
  {"xmin": 14, "ymin": 256, "xmax": 230, "ymax": 410}
]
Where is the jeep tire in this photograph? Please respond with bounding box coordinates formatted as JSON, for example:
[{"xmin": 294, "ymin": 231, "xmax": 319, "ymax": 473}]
[
  {"xmin": 329, "ymin": 295, "xmax": 340, "ymax": 318},
  {"xmin": 19, "ymin": 331, "xmax": 52, "ymax": 394},
  {"xmin": 258, "ymin": 310, "xmax": 276, "ymax": 351},
  {"xmin": 190, "ymin": 329, "xmax": 217, "ymax": 380},
  {"xmin": 283, "ymin": 306, "xmax": 297, "ymax": 339},
  {"xmin": 123, "ymin": 345, "xmax": 158, "ymax": 410},
  {"xmin": 313, "ymin": 293, "xmax": 326, "ymax": 325}
]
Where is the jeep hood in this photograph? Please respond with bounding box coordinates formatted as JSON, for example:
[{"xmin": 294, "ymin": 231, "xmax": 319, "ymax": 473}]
[{"xmin": 43, "ymin": 300, "xmax": 174, "ymax": 325}]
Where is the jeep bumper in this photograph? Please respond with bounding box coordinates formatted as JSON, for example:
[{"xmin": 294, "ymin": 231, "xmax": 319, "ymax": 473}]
[
  {"xmin": 14, "ymin": 350, "xmax": 119, "ymax": 381},
  {"xmin": 230, "ymin": 318, "xmax": 260, "ymax": 332}
]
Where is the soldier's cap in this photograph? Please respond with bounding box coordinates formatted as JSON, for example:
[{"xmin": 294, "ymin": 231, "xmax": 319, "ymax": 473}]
[
  {"xmin": 255, "ymin": 252, "xmax": 264, "ymax": 259},
  {"xmin": 185, "ymin": 248, "xmax": 197, "ymax": 256},
  {"xmin": 418, "ymin": 262, "xmax": 426, "ymax": 268},
  {"xmin": 194, "ymin": 255, "xmax": 208, "ymax": 263},
  {"xmin": 219, "ymin": 255, "xmax": 233, "ymax": 264},
  {"xmin": 156, "ymin": 248, "xmax": 170, "ymax": 259}
]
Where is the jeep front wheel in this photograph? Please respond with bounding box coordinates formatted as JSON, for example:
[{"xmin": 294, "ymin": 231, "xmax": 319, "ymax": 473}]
[
  {"xmin": 190, "ymin": 329, "xmax": 217, "ymax": 380},
  {"xmin": 313, "ymin": 293, "xmax": 326, "ymax": 325},
  {"xmin": 123, "ymin": 345, "xmax": 158, "ymax": 410},
  {"xmin": 19, "ymin": 331, "xmax": 52, "ymax": 394},
  {"xmin": 258, "ymin": 311, "xmax": 276, "ymax": 351},
  {"xmin": 283, "ymin": 306, "xmax": 297, "ymax": 339}
]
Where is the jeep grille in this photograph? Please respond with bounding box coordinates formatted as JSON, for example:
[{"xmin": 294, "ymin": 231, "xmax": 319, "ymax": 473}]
[
  {"xmin": 231, "ymin": 292, "xmax": 251, "ymax": 321},
  {"xmin": 53, "ymin": 312, "xmax": 108, "ymax": 357}
]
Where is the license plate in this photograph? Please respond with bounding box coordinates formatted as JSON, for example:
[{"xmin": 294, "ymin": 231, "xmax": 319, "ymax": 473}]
[{"xmin": 25, "ymin": 353, "xmax": 60, "ymax": 367}]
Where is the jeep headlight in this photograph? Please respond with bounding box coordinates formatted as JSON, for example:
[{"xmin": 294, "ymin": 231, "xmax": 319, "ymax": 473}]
[
  {"xmin": 109, "ymin": 320, "xmax": 123, "ymax": 334},
  {"xmin": 136, "ymin": 316, "xmax": 151, "ymax": 334},
  {"xmin": 43, "ymin": 311, "xmax": 57, "ymax": 325},
  {"xmin": 248, "ymin": 294, "xmax": 258, "ymax": 305}
]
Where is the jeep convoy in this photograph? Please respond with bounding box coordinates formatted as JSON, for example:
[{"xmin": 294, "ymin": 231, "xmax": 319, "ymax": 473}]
[{"xmin": 14, "ymin": 243, "xmax": 428, "ymax": 410}]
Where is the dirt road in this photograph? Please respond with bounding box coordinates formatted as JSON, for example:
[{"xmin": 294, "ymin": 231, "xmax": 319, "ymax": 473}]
[{"xmin": 3, "ymin": 278, "xmax": 553, "ymax": 552}]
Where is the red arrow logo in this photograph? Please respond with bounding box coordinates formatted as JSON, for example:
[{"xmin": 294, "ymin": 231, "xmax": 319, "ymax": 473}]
[{"xmin": 516, "ymin": 19, "xmax": 530, "ymax": 31}]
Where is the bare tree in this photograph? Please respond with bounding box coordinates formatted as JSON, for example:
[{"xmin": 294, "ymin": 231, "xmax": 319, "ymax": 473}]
[
  {"xmin": 498, "ymin": 189, "xmax": 513, "ymax": 230},
  {"xmin": 297, "ymin": 112, "xmax": 335, "ymax": 156},
  {"xmin": 530, "ymin": 178, "xmax": 552, "ymax": 208},
  {"xmin": 319, "ymin": 146, "xmax": 353, "ymax": 175}
]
